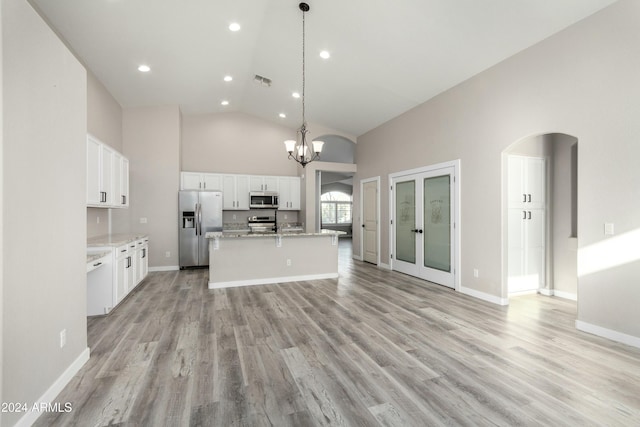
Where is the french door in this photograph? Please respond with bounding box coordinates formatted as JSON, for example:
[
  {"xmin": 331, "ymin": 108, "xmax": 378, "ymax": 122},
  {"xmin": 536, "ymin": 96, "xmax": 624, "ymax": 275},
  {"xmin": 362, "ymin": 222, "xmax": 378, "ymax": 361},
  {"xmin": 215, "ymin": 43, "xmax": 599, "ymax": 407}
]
[{"xmin": 392, "ymin": 165, "xmax": 455, "ymax": 288}]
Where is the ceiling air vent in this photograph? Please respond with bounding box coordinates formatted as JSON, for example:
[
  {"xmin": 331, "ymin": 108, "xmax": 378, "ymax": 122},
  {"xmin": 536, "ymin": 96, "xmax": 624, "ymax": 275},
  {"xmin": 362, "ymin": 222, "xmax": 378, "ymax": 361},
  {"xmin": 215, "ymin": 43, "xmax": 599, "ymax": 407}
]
[{"xmin": 253, "ymin": 74, "xmax": 272, "ymax": 87}]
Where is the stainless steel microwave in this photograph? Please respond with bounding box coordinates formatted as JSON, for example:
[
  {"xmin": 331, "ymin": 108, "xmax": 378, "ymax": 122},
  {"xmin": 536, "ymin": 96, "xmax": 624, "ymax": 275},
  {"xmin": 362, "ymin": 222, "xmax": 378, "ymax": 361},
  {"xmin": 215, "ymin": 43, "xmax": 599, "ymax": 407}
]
[{"xmin": 249, "ymin": 191, "xmax": 279, "ymax": 209}]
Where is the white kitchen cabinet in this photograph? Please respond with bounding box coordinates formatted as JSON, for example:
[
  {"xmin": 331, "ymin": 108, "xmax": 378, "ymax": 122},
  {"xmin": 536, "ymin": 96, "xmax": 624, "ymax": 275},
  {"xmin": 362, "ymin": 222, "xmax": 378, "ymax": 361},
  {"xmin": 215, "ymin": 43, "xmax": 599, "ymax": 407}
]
[
  {"xmin": 87, "ymin": 235, "xmax": 149, "ymax": 315},
  {"xmin": 250, "ymin": 175, "xmax": 279, "ymax": 192},
  {"xmin": 115, "ymin": 244, "xmax": 129, "ymax": 305},
  {"xmin": 87, "ymin": 134, "xmax": 130, "ymax": 208},
  {"xmin": 508, "ymin": 155, "xmax": 546, "ymax": 293},
  {"xmin": 121, "ymin": 157, "xmax": 129, "ymax": 207},
  {"xmin": 278, "ymin": 176, "xmax": 301, "ymax": 210},
  {"xmin": 133, "ymin": 238, "xmax": 149, "ymax": 286},
  {"xmin": 181, "ymin": 172, "xmax": 223, "ymax": 190},
  {"xmin": 223, "ymin": 174, "xmax": 250, "ymax": 210}
]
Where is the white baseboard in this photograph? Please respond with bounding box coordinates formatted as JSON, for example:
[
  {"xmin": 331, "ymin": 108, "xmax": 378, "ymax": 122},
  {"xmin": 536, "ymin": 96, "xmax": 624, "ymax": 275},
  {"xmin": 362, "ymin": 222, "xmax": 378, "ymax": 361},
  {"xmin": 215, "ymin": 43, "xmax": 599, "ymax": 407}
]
[
  {"xmin": 209, "ymin": 272, "xmax": 339, "ymax": 289},
  {"xmin": 460, "ymin": 286, "xmax": 509, "ymax": 306},
  {"xmin": 538, "ymin": 288, "xmax": 553, "ymax": 296},
  {"xmin": 576, "ymin": 320, "xmax": 640, "ymax": 349},
  {"xmin": 379, "ymin": 263, "xmax": 391, "ymax": 270},
  {"xmin": 16, "ymin": 347, "xmax": 90, "ymax": 427},
  {"xmin": 352, "ymin": 254, "xmax": 363, "ymax": 261},
  {"xmin": 552, "ymin": 290, "xmax": 577, "ymax": 301},
  {"xmin": 149, "ymin": 265, "xmax": 179, "ymax": 272}
]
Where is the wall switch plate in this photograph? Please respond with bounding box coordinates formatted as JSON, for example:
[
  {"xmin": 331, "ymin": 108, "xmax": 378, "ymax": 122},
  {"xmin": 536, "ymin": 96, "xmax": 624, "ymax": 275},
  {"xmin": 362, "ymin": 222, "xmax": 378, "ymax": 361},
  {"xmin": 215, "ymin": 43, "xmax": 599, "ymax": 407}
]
[
  {"xmin": 165, "ymin": 251, "xmax": 171, "ymax": 258},
  {"xmin": 140, "ymin": 217, "xmax": 148, "ymax": 224},
  {"xmin": 604, "ymin": 223, "xmax": 614, "ymax": 235},
  {"xmin": 286, "ymin": 259, "xmax": 292, "ymax": 266},
  {"xmin": 473, "ymin": 269, "xmax": 479, "ymax": 278},
  {"xmin": 60, "ymin": 329, "xmax": 66, "ymax": 348},
  {"xmin": 96, "ymin": 216, "xmax": 100, "ymax": 224},
  {"xmin": 232, "ymin": 214, "xmax": 236, "ymax": 220}
]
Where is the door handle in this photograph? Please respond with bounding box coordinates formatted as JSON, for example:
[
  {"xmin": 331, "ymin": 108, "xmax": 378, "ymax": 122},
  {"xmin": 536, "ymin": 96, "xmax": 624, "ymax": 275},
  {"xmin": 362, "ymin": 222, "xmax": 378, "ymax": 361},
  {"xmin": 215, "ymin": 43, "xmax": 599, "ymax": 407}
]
[
  {"xmin": 418, "ymin": 229, "xmax": 423, "ymax": 233},
  {"xmin": 527, "ymin": 194, "xmax": 531, "ymax": 203},
  {"xmin": 522, "ymin": 211, "xmax": 526, "ymax": 220},
  {"xmin": 523, "ymin": 194, "xmax": 526, "ymax": 203},
  {"xmin": 528, "ymin": 211, "xmax": 531, "ymax": 220}
]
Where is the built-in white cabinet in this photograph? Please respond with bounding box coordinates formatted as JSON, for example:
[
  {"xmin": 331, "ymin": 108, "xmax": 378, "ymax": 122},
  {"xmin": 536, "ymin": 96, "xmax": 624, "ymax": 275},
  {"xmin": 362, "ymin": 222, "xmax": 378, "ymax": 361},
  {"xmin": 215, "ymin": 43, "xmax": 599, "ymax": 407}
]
[
  {"xmin": 181, "ymin": 172, "xmax": 223, "ymax": 190},
  {"xmin": 87, "ymin": 134, "xmax": 129, "ymax": 208},
  {"xmin": 222, "ymin": 174, "xmax": 250, "ymax": 210},
  {"xmin": 278, "ymin": 176, "xmax": 301, "ymax": 210},
  {"xmin": 88, "ymin": 236, "xmax": 149, "ymax": 315},
  {"xmin": 508, "ymin": 155, "xmax": 546, "ymax": 293},
  {"xmin": 250, "ymin": 175, "xmax": 279, "ymax": 192},
  {"xmin": 181, "ymin": 171, "xmax": 301, "ymax": 211}
]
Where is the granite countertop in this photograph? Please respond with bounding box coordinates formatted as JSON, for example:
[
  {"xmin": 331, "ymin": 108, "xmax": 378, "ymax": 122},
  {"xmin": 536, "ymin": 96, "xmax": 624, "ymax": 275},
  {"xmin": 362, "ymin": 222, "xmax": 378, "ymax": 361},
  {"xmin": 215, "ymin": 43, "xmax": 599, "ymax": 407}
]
[
  {"xmin": 207, "ymin": 229, "xmax": 345, "ymax": 239},
  {"xmin": 87, "ymin": 233, "xmax": 149, "ymax": 248},
  {"xmin": 87, "ymin": 250, "xmax": 111, "ymax": 264}
]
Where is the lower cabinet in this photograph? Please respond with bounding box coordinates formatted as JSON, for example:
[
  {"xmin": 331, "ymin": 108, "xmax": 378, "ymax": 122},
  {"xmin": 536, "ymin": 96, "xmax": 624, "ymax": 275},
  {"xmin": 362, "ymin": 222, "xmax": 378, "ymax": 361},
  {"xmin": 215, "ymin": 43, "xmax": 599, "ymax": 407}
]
[{"xmin": 87, "ymin": 236, "xmax": 149, "ymax": 315}]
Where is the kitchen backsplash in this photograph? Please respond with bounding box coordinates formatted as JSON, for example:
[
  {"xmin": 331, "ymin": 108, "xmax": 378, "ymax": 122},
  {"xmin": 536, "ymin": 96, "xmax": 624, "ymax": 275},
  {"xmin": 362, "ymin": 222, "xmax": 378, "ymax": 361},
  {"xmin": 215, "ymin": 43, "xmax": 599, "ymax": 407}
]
[{"xmin": 87, "ymin": 207, "xmax": 109, "ymax": 238}]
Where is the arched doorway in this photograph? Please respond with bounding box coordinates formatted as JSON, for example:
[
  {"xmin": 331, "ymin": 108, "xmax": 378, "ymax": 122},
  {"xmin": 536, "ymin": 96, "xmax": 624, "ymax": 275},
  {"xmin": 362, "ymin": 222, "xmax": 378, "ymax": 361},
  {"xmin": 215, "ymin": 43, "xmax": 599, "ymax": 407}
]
[{"xmin": 502, "ymin": 133, "xmax": 578, "ymax": 301}]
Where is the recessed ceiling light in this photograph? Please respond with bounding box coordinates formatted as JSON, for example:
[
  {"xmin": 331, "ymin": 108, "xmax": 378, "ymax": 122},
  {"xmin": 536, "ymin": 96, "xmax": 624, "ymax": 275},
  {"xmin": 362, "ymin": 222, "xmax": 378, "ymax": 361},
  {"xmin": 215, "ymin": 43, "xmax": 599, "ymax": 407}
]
[
  {"xmin": 229, "ymin": 22, "xmax": 241, "ymax": 32},
  {"xmin": 292, "ymin": 92, "xmax": 300, "ymax": 99},
  {"xmin": 279, "ymin": 113, "xmax": 286, "ymax": 118},
  {"xmin": 223, "ymin": 75, "xmax": 233, "ymax": 82},
  {"xmin": 221, "ymin": 100, "xmax": 229, "ymax": 106},
  {"xmin": 319, "ymin": 50, "xmax": 330, "ymax": 59},
  {"xmin": 137, "ymin": 65, "xmax": 151, "ymax": 72}
]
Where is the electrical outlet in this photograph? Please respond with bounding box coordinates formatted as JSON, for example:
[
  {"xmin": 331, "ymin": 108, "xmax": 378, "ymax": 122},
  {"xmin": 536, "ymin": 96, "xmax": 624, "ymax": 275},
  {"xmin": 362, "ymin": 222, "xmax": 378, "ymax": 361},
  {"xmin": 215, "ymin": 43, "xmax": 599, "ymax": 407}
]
[
  {"xmin": 165, "ymin": 251, "xmax": 171, "ymax": 258},
  {"xmin": 232, "ymin": 214, "xmax": 236, "ymax": 220},
  {"xmin": 286, "ymin": 259, "xmax": 292, "ymax": 266},
  {"xmin": 96, "ymin": 216, "xmax": 100, "ymax": 224},
  {"xmin": 140, "ymin": 217, "xmax": 148, "ymax": 224},
  {"xmin": 284, "ymin": 214, "xmax": 288, "ymax": 220},
  {"xmin": 60, "ymin": 329, "xmax": 66, "ymax": 348},
  {"xmin": 473, "ymin": 269, "xmax": 479, "ymax": 278}
]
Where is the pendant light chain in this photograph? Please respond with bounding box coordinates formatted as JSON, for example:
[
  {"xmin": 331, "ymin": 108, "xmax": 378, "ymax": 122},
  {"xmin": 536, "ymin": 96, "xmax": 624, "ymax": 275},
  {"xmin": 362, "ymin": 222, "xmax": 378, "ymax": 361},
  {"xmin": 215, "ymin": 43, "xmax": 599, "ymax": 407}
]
[
  {"xmin": 301, "ymin": 8, "xmax": 306, "ymax": 126},
  {"xmin": 283, "ymin": 2, "xmax": 324, "ymax": 168}
]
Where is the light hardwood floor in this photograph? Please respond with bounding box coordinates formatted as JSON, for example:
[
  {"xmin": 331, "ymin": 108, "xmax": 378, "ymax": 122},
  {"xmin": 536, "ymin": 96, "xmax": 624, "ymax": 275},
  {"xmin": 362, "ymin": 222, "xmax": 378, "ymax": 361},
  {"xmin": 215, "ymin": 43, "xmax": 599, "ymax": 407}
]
[{"xmin": 37, "ymin": 240, "xmax": 640, "ymax": 426}]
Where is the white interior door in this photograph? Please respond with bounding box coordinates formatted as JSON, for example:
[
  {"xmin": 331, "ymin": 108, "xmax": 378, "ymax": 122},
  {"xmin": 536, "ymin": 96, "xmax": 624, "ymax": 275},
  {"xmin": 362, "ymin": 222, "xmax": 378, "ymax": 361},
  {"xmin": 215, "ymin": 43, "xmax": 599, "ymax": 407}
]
[
  {"xmin": 362, "ymin": 179, "xmax": 379, "ymax": 264},
  {"xmin": 392, "ymin": 166, "xmax": 455, "ymax": 288}
]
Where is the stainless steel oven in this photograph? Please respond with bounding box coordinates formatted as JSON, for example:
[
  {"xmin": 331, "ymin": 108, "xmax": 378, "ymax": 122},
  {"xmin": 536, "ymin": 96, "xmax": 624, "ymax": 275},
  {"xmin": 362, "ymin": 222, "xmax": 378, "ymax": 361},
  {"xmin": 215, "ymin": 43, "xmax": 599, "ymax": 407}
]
[{"xmin": 249, "ymin": 191, "xmax": 279, "ymax": 209}]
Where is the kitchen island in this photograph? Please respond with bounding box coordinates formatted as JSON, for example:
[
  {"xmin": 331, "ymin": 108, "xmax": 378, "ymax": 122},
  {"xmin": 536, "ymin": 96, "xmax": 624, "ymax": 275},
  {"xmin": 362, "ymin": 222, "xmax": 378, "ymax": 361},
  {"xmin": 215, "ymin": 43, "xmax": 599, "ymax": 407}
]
[{"xmin": 205, "ymin": 230, "xmax": 344, "ymax": 289}]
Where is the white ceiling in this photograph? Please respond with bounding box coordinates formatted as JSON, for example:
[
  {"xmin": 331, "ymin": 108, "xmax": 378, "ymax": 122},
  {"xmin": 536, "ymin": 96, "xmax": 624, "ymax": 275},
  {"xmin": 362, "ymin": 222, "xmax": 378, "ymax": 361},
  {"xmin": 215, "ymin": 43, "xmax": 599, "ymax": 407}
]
[{"xmin": 31, "ymin": 0, "xmax": 617, "ymax": 137}]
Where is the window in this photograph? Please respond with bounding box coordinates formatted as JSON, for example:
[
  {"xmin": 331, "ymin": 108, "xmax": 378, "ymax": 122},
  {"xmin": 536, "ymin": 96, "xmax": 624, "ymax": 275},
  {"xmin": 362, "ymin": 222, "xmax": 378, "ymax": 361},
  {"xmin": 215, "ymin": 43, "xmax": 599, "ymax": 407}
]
[{"xmin": 321, "ymin": 191, "xmax": 352, "ymax": 225}]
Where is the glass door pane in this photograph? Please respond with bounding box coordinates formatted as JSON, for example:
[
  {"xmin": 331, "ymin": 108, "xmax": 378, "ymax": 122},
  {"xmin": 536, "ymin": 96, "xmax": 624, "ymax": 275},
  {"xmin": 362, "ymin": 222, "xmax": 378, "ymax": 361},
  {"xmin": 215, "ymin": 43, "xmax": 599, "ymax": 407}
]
[
  {"xmin": 423, "ymin": 175, "xmax": 451, "ymax": 272},
  {"xmin": 396, "ymin": 180, "xmax": 416, "ymax": 264}
]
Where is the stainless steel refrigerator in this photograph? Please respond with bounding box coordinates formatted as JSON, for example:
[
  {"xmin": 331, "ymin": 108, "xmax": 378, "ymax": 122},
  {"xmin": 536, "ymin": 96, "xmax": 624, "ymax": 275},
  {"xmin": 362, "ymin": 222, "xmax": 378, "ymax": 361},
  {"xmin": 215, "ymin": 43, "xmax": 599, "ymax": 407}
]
[{"xmin": 179, "ymin": 190, "xmax": 223, "ymax": 268}]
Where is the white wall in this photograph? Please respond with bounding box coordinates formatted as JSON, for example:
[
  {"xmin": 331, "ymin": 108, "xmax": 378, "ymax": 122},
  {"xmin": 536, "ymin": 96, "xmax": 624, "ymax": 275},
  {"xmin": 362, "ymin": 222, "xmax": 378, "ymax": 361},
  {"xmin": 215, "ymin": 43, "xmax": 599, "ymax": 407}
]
[
  {"xmin": 181, "ymin": 112, "xmax": 300, "ymax": 176},
  {"xmin": 2, "ymin": 1, "xmax": 88, "ymax": 425},
  {"xmin": 122, "ymin": 106, "xmax": 181, "ymax": 268},
  {"xmin": 354, "ymin": 0, "xmax": 640, "ymax": 340},
  {"xmin": 0, "ymin": 0, "xmax": 4, "ymax": 416}
]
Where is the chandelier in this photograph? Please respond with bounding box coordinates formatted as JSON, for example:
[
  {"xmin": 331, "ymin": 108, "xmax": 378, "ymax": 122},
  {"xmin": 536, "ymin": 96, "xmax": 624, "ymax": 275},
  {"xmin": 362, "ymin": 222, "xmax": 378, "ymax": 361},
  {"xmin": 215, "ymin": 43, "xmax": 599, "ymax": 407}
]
[{"xmin": 284, "ymin": 2, "xmax": 324, "ymax": 168}]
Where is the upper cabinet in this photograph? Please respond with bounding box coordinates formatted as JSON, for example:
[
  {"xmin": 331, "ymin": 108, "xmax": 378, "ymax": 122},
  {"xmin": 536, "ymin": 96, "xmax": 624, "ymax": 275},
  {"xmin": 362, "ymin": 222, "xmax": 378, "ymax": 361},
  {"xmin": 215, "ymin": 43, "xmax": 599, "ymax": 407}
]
[
  {"xmin": 87, "ymin": 134, "xmax": 129, "ymax": 208},
  {"xmin": 181, "ymin": 171, "xmax": 300, "ymax": 211},
  {"xmin": 181, "ymin": 172, "xmax": 223, "ymax": 191},
  {"xmin": 222, "ymin": 174, "xmax": 250, "ymax": 210},
  {"xmin": 278, "ymin": 176, "xmax": 301, "ymax": 210},
  {"xmin": 249, "ymin": 175, "xmax": 279, "ymax": 192}
]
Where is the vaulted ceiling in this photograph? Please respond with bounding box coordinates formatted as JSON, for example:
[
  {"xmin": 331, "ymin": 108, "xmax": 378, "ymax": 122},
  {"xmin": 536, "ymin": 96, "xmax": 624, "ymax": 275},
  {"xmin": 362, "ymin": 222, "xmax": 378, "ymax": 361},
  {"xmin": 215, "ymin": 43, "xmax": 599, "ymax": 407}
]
[{"xmin": 31, "ymin": 0, "xmax": 618, "ymax": 136}]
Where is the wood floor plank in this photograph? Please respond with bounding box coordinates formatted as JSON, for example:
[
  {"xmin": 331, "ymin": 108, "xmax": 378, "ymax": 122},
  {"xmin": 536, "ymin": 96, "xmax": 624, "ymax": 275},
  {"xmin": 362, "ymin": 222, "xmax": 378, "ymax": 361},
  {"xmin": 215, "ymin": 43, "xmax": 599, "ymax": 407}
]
[{"xmin": 34, "ymin": 240, "xmax": 640, "ymax": 426}]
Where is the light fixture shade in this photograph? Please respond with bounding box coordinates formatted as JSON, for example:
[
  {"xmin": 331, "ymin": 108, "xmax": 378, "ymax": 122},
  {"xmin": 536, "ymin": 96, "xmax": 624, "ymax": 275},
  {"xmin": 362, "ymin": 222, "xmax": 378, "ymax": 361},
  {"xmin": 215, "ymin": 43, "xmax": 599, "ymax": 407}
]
[
  {"xmin": 284, "ymin": 140, "xmax": 297, "ymax": 152},
  {"xmin": 312, "ymin": 140, "xmax": 324, "ymax": 153}
]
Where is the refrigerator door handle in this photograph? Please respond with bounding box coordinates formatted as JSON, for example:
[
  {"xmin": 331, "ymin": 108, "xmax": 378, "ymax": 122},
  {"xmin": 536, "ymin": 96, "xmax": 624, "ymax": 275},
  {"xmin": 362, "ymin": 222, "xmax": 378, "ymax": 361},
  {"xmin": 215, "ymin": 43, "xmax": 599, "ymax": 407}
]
[
  {"xmin": 195, "ymin": 203, "xmax": 200, "ymax": 236},
  {"xmin": 197, "ymin": 203, "xmax": 203, "ymax": 235}
]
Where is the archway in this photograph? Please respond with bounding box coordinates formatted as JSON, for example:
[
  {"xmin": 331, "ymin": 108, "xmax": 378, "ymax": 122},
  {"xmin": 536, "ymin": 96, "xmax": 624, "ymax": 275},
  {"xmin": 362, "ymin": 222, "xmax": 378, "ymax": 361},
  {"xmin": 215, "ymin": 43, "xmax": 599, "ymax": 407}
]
[{"xmin": 502, "ymin": 133, "xmax": 578, "ymax": 301}]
